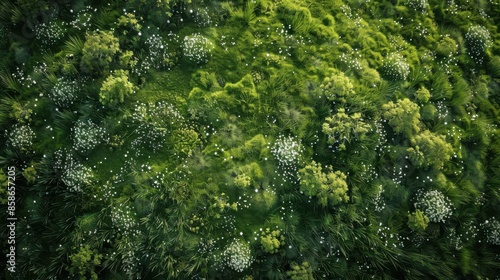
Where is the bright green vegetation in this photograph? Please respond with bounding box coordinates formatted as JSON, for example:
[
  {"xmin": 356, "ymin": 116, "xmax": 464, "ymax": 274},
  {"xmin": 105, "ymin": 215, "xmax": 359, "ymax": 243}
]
[{"xmin": 1, "ymin": 0, "xmax": 500, "ymax": 279}]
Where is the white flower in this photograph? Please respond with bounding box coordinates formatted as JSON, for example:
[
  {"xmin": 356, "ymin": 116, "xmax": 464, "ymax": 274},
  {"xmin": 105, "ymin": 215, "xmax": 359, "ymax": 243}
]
[
  {"xmin": 50, "ymin": 77, "xmax": 79, "ymax": 107},
  {"xmin": 481, "ymin": 217, "xmax": 500, "ymax": 245},
  {"xmin": 223, "ymin": 239, "xmax": 253, "ymax": 272},
  {"xmin": 414, "ymin": 189, "xmax": 453, "ymax": 223},
  {"xmin": 62, "ymin": 163, "xmax": 93, "ymax": 193},
  {"xmin": 182, "ymin": 33, "xmax": 214, "ymax": 64},
  {"xmin": 71, "ymin": 119, "xmax": 108, "ymax": 154},
  {"xmin": 7, "ymin": 124, "xmax": 35, "ymax": 151},
  {"xmin": 383, "ymin": 53, "xmax": 410, "ymax": 81}
]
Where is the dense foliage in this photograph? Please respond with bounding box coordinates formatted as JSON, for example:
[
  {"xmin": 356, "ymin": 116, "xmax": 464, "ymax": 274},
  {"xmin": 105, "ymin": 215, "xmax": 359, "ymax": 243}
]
[{"xmin": 1, "ymin": 0, "xmax": 499, "ymax": 279}]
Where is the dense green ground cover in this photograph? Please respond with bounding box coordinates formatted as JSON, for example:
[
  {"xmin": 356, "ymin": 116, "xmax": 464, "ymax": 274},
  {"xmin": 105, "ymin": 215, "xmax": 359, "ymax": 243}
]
[{"xmin": 1, "ymin": 0, "xmax": 500, "ymax": 279}]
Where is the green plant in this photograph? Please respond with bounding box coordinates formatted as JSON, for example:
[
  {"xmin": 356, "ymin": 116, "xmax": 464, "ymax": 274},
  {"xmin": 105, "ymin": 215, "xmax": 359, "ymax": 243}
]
[
  {"xmin": 298, "ymin": 161, "xmax": 349, "ymax": 207},
  {"xmin": 408, "ymin": 209, "xmax": 430, "ymax": 231},
  {"xmin": 286, "ymin": 262, "xmax": 314, "ymax": 280},
  {"xmin": 322, "ymin": 108, "xmax": 371, "ymax": 150},
  {"xmin": 67, "ymin": 245, "xmax": 102, "ymax": 280},
  {"xmin": 382, "ymin": 98, "xmax": 421, "ymax": 137},
  {"xmin": 260, "ymin": 228, "xmax": 285, "ymax": 253},
  {"xmin": 465, "ymin": 25, "xmax": 492, "ymax": 64},
  {"xmin": 80, "ymin": 30, "xmax": 120, "ymax": 74},
  {"xmin": 99, "ymin": 70, "xmax": 136, "ymax": 106}
]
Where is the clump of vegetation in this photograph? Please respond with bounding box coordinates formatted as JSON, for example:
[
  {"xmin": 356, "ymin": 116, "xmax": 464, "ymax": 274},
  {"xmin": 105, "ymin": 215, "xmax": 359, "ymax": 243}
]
[
  {"xmin": 408, "ymin": 209, "xmax": 430, "ymax": 232},
  {"xmin": 99, "ymin": 70, "xmax": 136, "ymax": 106},
  {"xmin": 382, "ymin": 98, "xmax": 421, "ymax": 137},
  {"xmin": 182, "ymin": 33, "xmax": 214, "ymax": 64},
  {"xmin": 414, "ymin": 189, "xmax": 453, "ymax": 223},
  {"xmin": 80, "ymin": 30, "xmax": 120, "ymax": 74},
  {"xmin": 465, "ymin": 25, "xmax": 492, "ymax": 65},
  {"xmin": 1, "ymin": 0, "xmax": 499, "ymax": 279},
  {"xmin": 260, "ymin": 228, "xmax": 285, "ymax": 253},
  {"xmin": 298, "ymin": 161, "xmax": 349, "ymax": 207}
]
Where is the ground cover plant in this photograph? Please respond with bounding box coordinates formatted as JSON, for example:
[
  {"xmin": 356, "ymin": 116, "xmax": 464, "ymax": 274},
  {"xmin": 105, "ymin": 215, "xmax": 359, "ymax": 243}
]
[{"xmin": 1, "ymin": 0, "xmax": 500, "ymax": 279}]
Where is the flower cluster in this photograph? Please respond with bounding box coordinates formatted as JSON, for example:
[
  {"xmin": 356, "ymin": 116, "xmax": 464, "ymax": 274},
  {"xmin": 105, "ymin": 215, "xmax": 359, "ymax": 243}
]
[
  {"xmin": 481, "ymin": 217, "xmax": 500, "ymax": 245},
  {"xmin": 144, "ymin": 33, "xmax": 168, "ymax": 69},
  {"xmin": 62, "ymin": 163, "xmax": 93, "ymax": 193},
  {"xmin": 50, "ymin": 77, "xmax": 79, "ymax": 107},
  {"xmin": 271, "ymin": 135, "xmax": 303, "ymax": 181},
  {"xmin": 383, "ymin": 53, "xmax": 410, "ymax": 81},
  {"xmin": 373, "ymin": 184, "xmax": 385, "ymax": 212},
  {"xmin": 182, "ymin": 34, "xmax": 214, "ymax": 64},
  {"xmin": 71, "ymin": 119, "xmax": 108, "ymax": 154},
  {"xmin": 53, "ymin": 148, "xmax": 77, "ymax": 172},
  {"xmin": 111, "ymin": 203, "xmax": 140, "ymax": 237},
  {"xmin": 191, "ymin": 7, "xmax": 212, "ymax": 27},
  {"xmin": 121, "ymin": 249, "xmax": 141, "ymax": 280},
  {"xmin": 465, "ymin": 25, "xmax": 492, "ymax": 64},
  {"xmin": 414, "ymin": 189, "xmax": 453, "ymax": 223},
  {"xmin": 131, "ymin": 123, "xmax": 166, "ymax": 154},
  {"xmin": 130, "ymin": 101, "xmax": 185, "ymax": 154},
  {"xmin": 12, "ymin": 66, "xmax": 36, "ymax": 88},
  {"xmin": 406, "ymin": 0, "xmax": 428, "ymax": 13},
  {"xmin": 7, "ymin": 124, "xmax": 35, "ymax": 151},
  {"xmin": 68, "ymin": 6, "xmax": 95, "ymax": 31},
  {"xmin": 131, "ymin": 101, "xmax": 184, "ymax": 127},
  {"xmin": 223, "ymin": 239, "xmax": 253, "ymax": 272},
  {"xmin": 35, "ymin": 21, "xmax": 64, "ymax": 46}
]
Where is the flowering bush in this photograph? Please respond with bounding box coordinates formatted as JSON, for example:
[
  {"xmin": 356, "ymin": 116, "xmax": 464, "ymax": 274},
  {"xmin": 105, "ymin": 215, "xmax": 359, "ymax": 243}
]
[
  {"xmin": 69, "ymin": 6, "xmax": 95, "ymax": 31},
  {"xmin": 182, "ymin": 34, "xmax": 214, "ymax": 64},
  {"xmin": 111, "ymin": 203, "xmax": 140, "ymax": 237},
  {"xmin": 271, "ymin": 135, "xmax": 303, "ymax": 181},
  {"xmin": 35, "ymin": 21, "xmax": 65, "ymax": 46},
  {"xmin": 271, "ymin": 135, "xmax": 303, "ymax": 168},
  {"xmin": 406, "ymin": 0, "xmax": 428, "ymax": 13},
  {"xmin": 414, "ymin": 189, "xmax": 453, "ymax": 223},
  {"xmin": 382, "ymin": 53, "xmax": 410, "ymax": 81},
  {"xmin": 481, "ymin": 217, "xmax": 500, "ymax": 245},
  {"xmin": 50, "ymin": 77, "xmax": 79, "ymax": 108},
  {"xmin": 7, "ymin": 124, "xmax": 35, "ymax": 151},
  {"xmin": 62, "ymin": 163, "xmax": 93, "ymax": 193},
  {"xmin": 71, "ymin": 120, "xmax": 108, "ymax": 154},
  {"xmin": 130, "ymin": 101, "xmax": 186, "ymax": 154},
  {"xmin": 223, "ymin": 239, "xmax": 253, "ymax": 272},
  {"xmin": 465, "ymin": 25, "xmax": 492, "ymax": 64}
]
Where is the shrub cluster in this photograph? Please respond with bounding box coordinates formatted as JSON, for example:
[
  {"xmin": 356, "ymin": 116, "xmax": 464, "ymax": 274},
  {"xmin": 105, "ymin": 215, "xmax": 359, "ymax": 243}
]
[
  {"xmin": 382, "ymin": 53, "xmax": 410, "ymax": 81},
  {"xmin": 465, "ymin": 25, "xmax": 492, "ymax": 64},
  {"xmin": 71, "ymin": 120, "xmax": 108, "ymax": 154},
  {"xmin": 223, "ymin": 239, "xmax": 253, "ymax": 272},
  {"xmin": 182, "ymin": 33, "xmax": 214, "ymax": 64},
  {"xmin": 7, "ymin": 124, "xmax": 35, "ymax": 151},
  {"xmin": 414, "ymin": 189, "xmax": 453, "ymax": 223},
  {"xmin": 50, "ymin": 77, "xmax": 79, "ymax": 108}
]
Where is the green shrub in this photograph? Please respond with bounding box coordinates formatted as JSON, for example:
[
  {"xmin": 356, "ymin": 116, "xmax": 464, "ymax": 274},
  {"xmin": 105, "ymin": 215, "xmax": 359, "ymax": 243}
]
[
  {"xmin": 298, "ymin": 161, "xmax": 349, "ymax": 207},
  {"xmin": 81, "ymin": 30, "xmax": 120, "ymax": 74},
  {"xmin": 99, "ymin": 70, "xmax": 136, "ymax": 106},
  {"xmin": 382, "ymin": 98, "xmax": 421, "ymax": 137},
  {"xmin": 465, "ymin": 25, "xmax": 492, "ymax": 65},
  {"xmin": 382, "ymin": 53, "xmax": 410, "ymax": 81}
]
